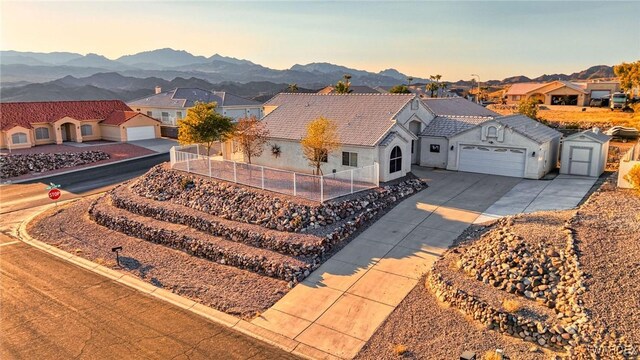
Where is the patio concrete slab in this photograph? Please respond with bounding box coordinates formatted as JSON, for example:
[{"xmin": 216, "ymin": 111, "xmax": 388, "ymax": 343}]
[
  {"xmin": 295, "ymin": 324, "xmax": 365, "ymax": 359},
  {"xmin": 381, "ymin": 206, "xmax": 432, "ymax": 225},
  {"xmin": 302, "ymin": 259, "xmax": 368, "ymax": 292},
  {"xmin": 419, "ymin": 206, "xmax": 480, "ymax": 233},
  {"xmin": 330, "ymin": 238, "xmax": 394, "ymax": 267},
  {"xmin": 346, "ymin": 269, "xmax": 416, "ymax": 306},
  {"xmin": 251, "ymin": 309, "xmax": 312, "ymax": 339},
  {"xmin": 315, "ymin": 293, "xmax": 395, "ymax": 340},
  {"xmin": 271, "ymin": 285, "xmax": 343, "ymax": 322}
]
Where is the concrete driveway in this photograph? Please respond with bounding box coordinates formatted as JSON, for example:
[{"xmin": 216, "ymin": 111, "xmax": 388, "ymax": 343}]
[
  {"xmin": 475, "ymin": 174, "xmax": 597, "ymax": 223},
  {"xmin": 128, "ymin": 138, "xmax": 178, "ymax": 153},
  {"xmin": 251, "ymin": 168, "xmax": 520, "ymax": 359}
]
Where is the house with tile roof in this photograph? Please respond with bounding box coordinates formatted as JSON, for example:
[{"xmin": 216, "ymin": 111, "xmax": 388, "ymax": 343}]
[
  {"xmin": 0, "ymin": 100, "xmax": 160, "ymax": 149},
  {"xmin": 316, "ymin": 85, "xmax": 381, "ymax": 94},
  {"xmin": 127, "ymin": 87, "xmax": 262, "ymax": 126},
  {"xmin": 252, "ymin": 93, "xmax": 435, "ymax": 182},
  {"xmin": 504, "ymin": 80, "xmax": 620, "ymax": 106},
  {"xmin": 249, "ymin": 93, "xmax": 561, "ymax": 181}
]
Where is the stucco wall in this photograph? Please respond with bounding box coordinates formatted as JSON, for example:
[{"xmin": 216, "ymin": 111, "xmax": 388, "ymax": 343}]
[
  {"xmin": 1, "ymin": 126, "xmax": 34, "ymax": 149},
  {"xmin": 377, "ymin": 134, "xmax": 412, "ymax": 182},
  {"xmin": 419, "ymin": 136, "xmax": 449, "ymax": 168},
  {"xmin": 99, "ymin": 124, "xmax": 122, "ymax": 142},
  {"xmin": 560, "ymin": 138, "xmax": 608, "ymax": 177},
  {"xmin": 447, "ymin": 121, "xmax": 558, "ymax": 179}
]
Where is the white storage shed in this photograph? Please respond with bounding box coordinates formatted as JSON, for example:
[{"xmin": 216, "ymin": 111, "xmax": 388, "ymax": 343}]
[{"xmin": 560, "ymin": 128, "xmax": 611, "ymax": 177}]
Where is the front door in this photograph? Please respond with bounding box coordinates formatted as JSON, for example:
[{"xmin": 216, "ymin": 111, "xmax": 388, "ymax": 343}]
[
  {"xmin": 61, "ymin": 124, "xmax": 69, "ymax": 141},
  {"xmin": 409, "ymin": 121, "xmax": 421, "ymax": 164},
  {"xmin": 568, "ymin": 146, "xmax": 592, "ymax": 176}
]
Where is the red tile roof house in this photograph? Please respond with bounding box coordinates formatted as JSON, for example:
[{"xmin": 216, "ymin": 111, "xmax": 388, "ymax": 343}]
[{"xmin": 0, "ymin": 100, "xmax": 160, "ymax": 150}]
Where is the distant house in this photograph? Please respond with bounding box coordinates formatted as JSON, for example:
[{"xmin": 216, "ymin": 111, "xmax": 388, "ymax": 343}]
[
  {"xmin": 127, "ymin": 87, "xmax": 262, "ymax": 126},
  {"xmin": 505, "ymin": 80, "xmax": 620, "ymax": 106},
  {"xmin": 316, "ymin": 85, "xmax": 381, "ymax": 94},
  {"xmin": 376, "ymin": 84, "xmax": 459, "ymax": 98},
  {"xmin": 0, "ymin": 100, "xmax": 160, "ymax": 149}
]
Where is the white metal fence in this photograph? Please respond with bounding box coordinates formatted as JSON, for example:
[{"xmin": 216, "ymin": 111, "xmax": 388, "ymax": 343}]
[{"xmin": 169, "ymin": 145, "xmax": 379, "ymax": 202}]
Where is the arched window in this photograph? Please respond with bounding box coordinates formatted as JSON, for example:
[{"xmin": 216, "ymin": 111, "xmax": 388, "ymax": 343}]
[
  {"xmin": 11, "ymin": 132, "xmax": 28, "ymax": 144},
  {"xmin": 81, "ymin": 124, "xmax": 93, "ymax": 136},
  {"xmin": 389, "ymin": 146, "xmax": 402, "ymax": 173}
]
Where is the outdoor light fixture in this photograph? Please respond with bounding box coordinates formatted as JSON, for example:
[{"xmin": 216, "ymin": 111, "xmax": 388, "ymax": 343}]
[
  {"xmin": 450, "ymin": 145, "xmax": 454, "ymax": 151},
  {"xmin": 531, "ymin": 151, "xmax": 536, "ymax": 157},
  {"xmin": 112, "ymin": 246, "xmax": 122, "ymax": 267}
]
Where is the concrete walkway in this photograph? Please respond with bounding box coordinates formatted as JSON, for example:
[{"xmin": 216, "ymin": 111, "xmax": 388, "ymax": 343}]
[
  {"xmin": 474, "ymin": 174, "xmax": 597, "ymax": 223},
  {"xmin": 250, "ymin": 169, "xmax": 521, "ymax": 359}
]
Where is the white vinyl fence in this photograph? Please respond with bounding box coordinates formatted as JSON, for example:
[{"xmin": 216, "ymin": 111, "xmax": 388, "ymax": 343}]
[{"xmin": 170, "ymin": 145, "xmax": 379, "ymax": 202}]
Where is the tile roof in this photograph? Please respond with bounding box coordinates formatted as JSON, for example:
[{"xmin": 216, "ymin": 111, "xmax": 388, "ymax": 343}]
[
  {"xmin": 127, "ymin": 88, "xmax": 261, "ymax": 109},
  {"xmin": 0, "ymin": 100, "xmax": 131, "ymax": 130},
  {"xmin": 545, "ymin": 80, "xmax": 587, "ymax": 94},
  {"xmin": 379, "ymin": 131, "xmax": 410, "ymax": 146},
  {"xmin": 421, "ymin": 97, "xmax": 499, "ymax": 117},
  {"xmin": 564, "ymin": 129, "xmax": 611, "ymax": 144},
  {"xmin": 491, "ymin": 114, "xmax": 562, "ymax": 144},
  {"xmin": 262, "ymin": 93, "xmax": 416, "ymax": 146},
  {"xmin": 420, "ymin": 116, "xmax": 492, "ymax": 138},
  {"xmin": 505, "ymin": 83, "xmax": 547, "ymax": 95},
  {"xmin": 101, "ymin": 110, "xmax": 160, "ymax": 125}
]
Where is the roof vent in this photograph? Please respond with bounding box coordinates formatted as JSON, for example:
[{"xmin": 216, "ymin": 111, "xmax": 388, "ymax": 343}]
[
  {"xmin": 155, "ymin": 86, "xmax": 162, "ymax": 94},
  {"xmin": 592, "ymin": 127, "xmax": 600, "ymax": 134}
]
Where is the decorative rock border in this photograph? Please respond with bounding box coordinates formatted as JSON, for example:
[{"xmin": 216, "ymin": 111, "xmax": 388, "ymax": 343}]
[
  {"xmin": 0, "ymin": 151, "xmax": 109, "ymax": 179},
  {"xmin": 88, "ymin": 198, "xmax": 316, "ymax": 283},
  {"xmin": 132, "ymin": 165, "xmax": 427, "ymax": 233}
]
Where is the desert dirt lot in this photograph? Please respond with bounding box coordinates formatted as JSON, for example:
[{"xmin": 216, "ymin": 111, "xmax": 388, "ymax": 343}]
[{"xmin": 358, "ymin": 176, "xmax": 640, "ymax": 360}]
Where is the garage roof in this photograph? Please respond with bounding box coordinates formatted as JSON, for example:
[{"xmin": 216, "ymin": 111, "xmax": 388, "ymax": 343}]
[
  {"xmin": 421, "ymin": 97, "xmax": 499, "ymax": 117},
  {"xmin": 420, "ymin": 116, "xmax": 490, "ymax": 138},
  {"xmin": 490, "ymin": 115, "xmax": 562, "ymax": 144},
  {"xmin": 101, "ymin": 111, "xmax": 159, "ymax": 125}
]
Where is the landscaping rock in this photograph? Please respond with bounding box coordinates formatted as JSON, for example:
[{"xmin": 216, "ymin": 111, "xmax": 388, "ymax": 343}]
[{"xmin": 0, "ymin": 151, "xmax": 109, "ymax": 179}]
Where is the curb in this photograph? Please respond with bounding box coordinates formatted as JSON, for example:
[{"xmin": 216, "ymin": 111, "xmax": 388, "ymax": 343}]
[
  {"xmin": 1, "ymin": 152, "xmax": 168, "ymax": 186},
  {"xmin": 16, "ymin": 204, "xmax": 338, "ymax": 360}
]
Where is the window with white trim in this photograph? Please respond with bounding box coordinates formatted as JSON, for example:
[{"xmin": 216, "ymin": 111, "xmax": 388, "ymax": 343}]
[
  {"xmin": 161, "ymin": 112, "xmax": 170, "ymax": 124},
  {"xmin": 342, "ymin": 152, "xmax": 358, "ymax": 167},
  {"xmin": 35, "ymin": 127, "xmax": 50, "ymax": 140},
  {"xmin": 11, "ymin": 133, "xmax": 28, "ymax": 144},
  {"xmin": 389, "ymin": 146, "xmax": 402, "ymax": 173},
  {"xmin": 176, "ymin": 111, "xmax": 183, "ymax": 120},
  {"xmin": 81, "ymin": 124, "xmax": 93, "ymax": 136}
]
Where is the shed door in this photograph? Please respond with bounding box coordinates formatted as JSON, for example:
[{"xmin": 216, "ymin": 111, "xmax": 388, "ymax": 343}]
[
  {"xmin": 459, "ymin": 145, "xmax": 526, "ymax": 178},
  {"xmin": 126, "ymin": 126, "xmax": 155, "ymax": 141},
  {"xmin": 568, "ymin": 146, "xmax": 592, "ymax": 176}
]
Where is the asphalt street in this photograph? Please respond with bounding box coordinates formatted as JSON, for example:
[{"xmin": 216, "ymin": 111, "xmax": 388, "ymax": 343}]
[
  {"xmin": 0, "ymin": 154, "xmax": 168, "ymax": 214},
  {"xmin": 0, "ymin": 234, "xmax": 299, "ymax": 359}
]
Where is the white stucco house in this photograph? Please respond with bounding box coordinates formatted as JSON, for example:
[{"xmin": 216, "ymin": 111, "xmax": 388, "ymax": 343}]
[
  {"xmin": 127, "ymin": 87, "xmax": 262, "ymax": 125},
  {"xmin": 420, "ymin": 114, "xmax": 562, "ymax": 179},
  {"xmin": 249, "ymin": 93, "xmax": 434, "ymax": 182}
]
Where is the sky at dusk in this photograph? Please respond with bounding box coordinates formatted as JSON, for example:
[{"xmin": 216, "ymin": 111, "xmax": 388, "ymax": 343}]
[{"xmin": 1, "ymin": 1, "xmax": 639, "ymax": 81}]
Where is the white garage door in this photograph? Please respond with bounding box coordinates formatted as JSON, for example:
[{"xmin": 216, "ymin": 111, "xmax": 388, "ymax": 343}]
[
  {"xmin": 126, "ymin": 126, "xmax": 155, "ymax": 141},
  {"xmin": 459, "ymin": 145, "xmax": 526, "ymax": 177}
]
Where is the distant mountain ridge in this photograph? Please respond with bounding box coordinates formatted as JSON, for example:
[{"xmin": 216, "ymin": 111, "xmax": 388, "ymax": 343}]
[{"xmin": 0, "ymin": 48, "xmax": 427, "ymax": 87}]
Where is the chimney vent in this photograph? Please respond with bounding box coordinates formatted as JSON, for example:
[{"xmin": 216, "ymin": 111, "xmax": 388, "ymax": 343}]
[{"xmin": 155, "ymin": 86, "xmax": 162, "ymax": 94}]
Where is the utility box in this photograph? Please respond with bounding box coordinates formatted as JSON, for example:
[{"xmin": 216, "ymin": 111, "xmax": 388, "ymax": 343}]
[{"xmin": 560, "ymin": 128, "xmax": 611, "ymax": 177}]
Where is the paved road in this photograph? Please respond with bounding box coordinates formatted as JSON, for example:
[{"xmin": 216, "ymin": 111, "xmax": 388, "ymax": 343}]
[
  {"xmin": 0, "ymin": 154, "xmax": 168, "ymax": 214},
  {"xmin": 0, "ymin": 234, "xmax": 298, "ymax": 359}
]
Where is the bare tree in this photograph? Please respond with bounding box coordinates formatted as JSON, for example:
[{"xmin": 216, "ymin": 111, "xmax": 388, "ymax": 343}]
[{"xmin": 233, "ymin": 115, "xmax": 269, "ymax": 164}]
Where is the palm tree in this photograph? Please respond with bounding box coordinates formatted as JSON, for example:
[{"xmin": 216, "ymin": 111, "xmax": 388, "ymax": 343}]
[
  {"xmin": 334, "ymin": 74, "xmax": 352, "ymax": 94},
  {"xmin": 426, "ymin": 82, "xmax": 440, "ymax": 98},
  {"xmin": 287, "ymin": 83, "xmax": 298, "ymax": 93},
  {"xmin": 439, "ymin": 82, "xmax": 448, "ymax": 96},
  {"xmin": 407, "ymin": 77, "xmax": 413, "ymax": 86},
  {"xmin": 429, "ymin": 74, "xmax": 442, "ymax": 83}
]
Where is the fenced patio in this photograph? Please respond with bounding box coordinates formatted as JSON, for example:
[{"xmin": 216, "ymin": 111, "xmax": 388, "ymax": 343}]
[{"xmin": 169, "ymin": 145, "xmax": 379, "ymax": 202}]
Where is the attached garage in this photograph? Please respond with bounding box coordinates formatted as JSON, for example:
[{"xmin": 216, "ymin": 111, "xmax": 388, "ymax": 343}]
[
  {"xmin": 421, "ymin": 114, "xmax": 562, "ymax": 179},
  {"xmin": 560, "ymin": 129, "xmax": 610, "ymax": 177},
  {"xmin": 458, "ymin": 145, "xmax": 526, "ymax": 177},
  {"xmin": 99, "ymin": 111, "xmax": 160, "ymax": 142},
  {"xmin": 126, "ymin": 126, "xmax": 156, "ymax": 141}
]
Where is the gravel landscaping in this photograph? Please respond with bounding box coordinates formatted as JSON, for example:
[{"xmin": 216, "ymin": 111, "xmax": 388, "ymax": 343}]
[
  {"xmin": 1, "ymin": 151, "xmax": 109, "ymax": 179},
  {"xmin": 28, "ymin": 198, "xmax": 290, "ymax": 319},
  {"xmin": 359, "ymin": 175, "xmax": 640, "ymax": 359},
  {"xmin": 0, "ymin": 143, "xmax": 155, "ymax": 181}
]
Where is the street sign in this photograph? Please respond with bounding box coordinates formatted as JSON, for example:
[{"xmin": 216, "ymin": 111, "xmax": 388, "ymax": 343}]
[{"xmin": 48, "ymin": 188, "xmax": 61, "ymax": 200}]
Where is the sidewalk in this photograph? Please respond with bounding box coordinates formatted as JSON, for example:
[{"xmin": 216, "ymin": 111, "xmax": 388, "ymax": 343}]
[{"xmin": 250, "ymin": 169, "xmax": 520, "ymax": 358}]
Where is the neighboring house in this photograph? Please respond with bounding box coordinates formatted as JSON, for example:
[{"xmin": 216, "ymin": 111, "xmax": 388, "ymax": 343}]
[
  {"xmin": 251, "ymin": 93, "xmax": 435, "ymax": 182},
  {"xmin": 420, "ymin": 114, "xmax": 562, "ymax": 179},
  {"xmin": 505, "ymin": 80, "xmax": 620, "ymax": 106},
  {"xmin": 376, "ymin": 84, "xmax": 459, "ymax": 98},
  {"xmin": 317, "ymin": 85, "xmax": 381, "ymax": 94},
  {"xmin": 0, "ymin": 100, "xmax": 160, "ymax": 150},
  {"xmin": 127, "ymin": 87, "xmax": 262, "ymax": 126}
]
